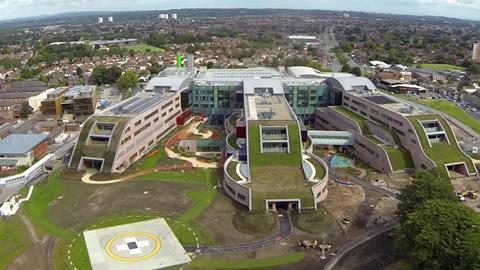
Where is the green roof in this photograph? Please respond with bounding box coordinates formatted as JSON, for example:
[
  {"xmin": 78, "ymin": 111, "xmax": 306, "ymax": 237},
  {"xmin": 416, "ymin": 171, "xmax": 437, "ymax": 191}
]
[
  {"xmin": 70, "ymin": 115, "xmax": 130, "ymax": 172},
  {"xmin": 333, "ymin": 106, "xmax": 414, "ymax": 171},
  {"xmin": 247, "ymin": 120, "xmax": 314, "ymax": 210},
  {"xmin": 333, "ymin": 106, "xmax": 371, "ymax": 135},
  {"xmin": 407, "ymin": 114, "xmax": 476, "ymax": 174}
]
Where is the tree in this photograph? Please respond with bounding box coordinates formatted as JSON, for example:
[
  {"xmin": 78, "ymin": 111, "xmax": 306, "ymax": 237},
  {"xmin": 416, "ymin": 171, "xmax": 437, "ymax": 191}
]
[
  {"xmin": 149, "ymin": 62, "xmax": 162, "ymax": 75},
  {"xmin": 341, "ymin": 63, "xmax": 351, "ymax": 73},
  {"xmin": 396, "ymin": 199, "xmax": 480, "ymax": 270},
  {"xmin": 76, "ymin": 66, "xmax": 83, "ymax": 78},
  {"xmin": 104, "ymin": 66, "xmax": 122, "ymax": 84},
  {"xmin": 396, "ymin": 170, "xmax": 457, "ymax": 223},
  {"xmin": 92, "ymin": 65, "xmax": 107, "ymax": 85},
  {"xmin": 20, "ymin": 102, "xmax": 30, "ymax": 119},
  {"xmin": 350, "ymin": 66, "xmax": 362, "ymax": 76},
  {"xmin": 116, "ymin": 71, "xmax": 138, "ymax": 91},
  {"xmin": 206, "ymin": 61, "xmax": 214, "ymax": 69}
]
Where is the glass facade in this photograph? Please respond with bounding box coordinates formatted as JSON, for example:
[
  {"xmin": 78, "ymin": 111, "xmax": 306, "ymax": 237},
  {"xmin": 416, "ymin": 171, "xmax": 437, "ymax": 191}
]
[{"xmin": 192, "ymin": 82, "xmax": 329, "ymax": 124}]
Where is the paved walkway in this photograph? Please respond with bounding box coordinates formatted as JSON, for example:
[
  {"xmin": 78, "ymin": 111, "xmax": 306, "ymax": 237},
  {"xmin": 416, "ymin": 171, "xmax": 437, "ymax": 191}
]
[
  {"xmin": 81, "ymin": 163, "xmax": 193, "ymax": 185},
  {"xmin": 164, "ymin": 120, "xmax": 218, "ymax": 168},
  {"xmin": 185, "ymin": 209, "xmax": 292, "ymax": 253},
  {"xmin": 323, "ymin": 221, "xmax": 399, "ymax": 270}
]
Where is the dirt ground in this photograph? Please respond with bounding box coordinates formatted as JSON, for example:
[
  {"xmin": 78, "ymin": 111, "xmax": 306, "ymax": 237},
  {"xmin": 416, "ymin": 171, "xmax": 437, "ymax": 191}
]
[
  {"xmin": 331, "ymin": 231, "xmax": 403, "ymax": 270},
  {"xmin": 451, "ymin": 177, "xmax": 480, "ymax": 213},
  {"xmin": 48, "ymin": 179, "xmax": 199, "ymax": 230},
  {"xmin": 375, "ymin": 172, "xmax": 413, "ymax": 191},
  {"xmin": 366, "ymin": 197, "xmax": 399, "ymax": 228},
  {"xmin": 196, "ymin": 191, "xmax": 278, "ymax": 245},
  {"xmin": 6, "ymin": 236, "xmax": 56, "ymax": 270},
  {"xmin": 323, "ymin": 181, "xmax": 366, "ymax": 233}
]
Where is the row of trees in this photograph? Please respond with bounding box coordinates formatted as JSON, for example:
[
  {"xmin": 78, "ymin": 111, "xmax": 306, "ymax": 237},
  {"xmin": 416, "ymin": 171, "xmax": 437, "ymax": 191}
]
[
  {"xmin": 395, "ymin": 170, "xmax": 480, "ymax": 269},
  {"xmin": 91, "ymin": 65, "xmax": 138, "ymax": 94}
]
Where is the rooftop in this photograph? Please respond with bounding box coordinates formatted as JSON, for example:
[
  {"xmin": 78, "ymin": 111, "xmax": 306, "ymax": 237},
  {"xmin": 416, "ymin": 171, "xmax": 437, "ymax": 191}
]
[
  {"xmin": 64, "ymin": 85, "xmax": 96, "ymax": 99},
  {"xmin": 0, "ymin": 134, "xmax": 48, "ymax": 155},
  {"xmin": 144, "ymin": 76, "xmax": 191, "ymax": 92},
  {"xmin": 196, "ymin": 67, "xmax": 283, "ymax": 82},
  {"xmin": 246, "ymin": 95, "xmax": 295, "ymax": 121},
  {"xmin": 105, "ymin": 92, "xmax": 174, "ymax": 116}
]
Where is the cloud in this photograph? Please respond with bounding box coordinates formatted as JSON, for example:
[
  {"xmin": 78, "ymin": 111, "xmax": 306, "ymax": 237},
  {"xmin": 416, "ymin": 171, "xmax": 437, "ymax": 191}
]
[{"xmin": 1, "ymin": 0, "xmax": 479, "ymax": 21}]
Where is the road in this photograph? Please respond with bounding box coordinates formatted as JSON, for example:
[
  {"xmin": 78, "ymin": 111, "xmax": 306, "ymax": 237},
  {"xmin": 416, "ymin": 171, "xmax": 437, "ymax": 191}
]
[
  {"xmin": 185, "ymin": 209, "xmax": 292, "ymax": 253},
  {"xmin": 323, "ymin": 221, "xmax": 399, "ymax": 270}
]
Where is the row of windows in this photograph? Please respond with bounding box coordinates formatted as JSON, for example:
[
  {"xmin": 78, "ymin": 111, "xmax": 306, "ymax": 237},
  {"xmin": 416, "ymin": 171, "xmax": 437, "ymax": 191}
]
[
  {"xmin": 144, "ymin": 109, "xmax": 158, "ymax": 121},
  {"xmin": 134, "ymin": 122, "xmax": 151, "ymax": 137}
]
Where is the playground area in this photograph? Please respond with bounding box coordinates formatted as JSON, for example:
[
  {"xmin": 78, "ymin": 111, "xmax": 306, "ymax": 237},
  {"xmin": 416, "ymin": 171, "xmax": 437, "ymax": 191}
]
[{"xmin": 330, "ymin": 155, "xmax": 355, "ymax": 168}]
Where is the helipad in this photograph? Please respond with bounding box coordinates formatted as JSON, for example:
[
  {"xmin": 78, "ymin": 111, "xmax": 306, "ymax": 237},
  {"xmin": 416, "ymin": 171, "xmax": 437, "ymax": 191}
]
[{"xmin": 83, "ymin": 218, "xmax": 191, "ymax": 270}]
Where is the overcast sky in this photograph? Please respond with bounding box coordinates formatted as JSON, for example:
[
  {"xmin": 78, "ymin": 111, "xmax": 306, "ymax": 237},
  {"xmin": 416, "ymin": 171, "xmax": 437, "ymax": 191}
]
[{"xmin": 1, "ymin": 0, "xmax": 480, "ymax": 21}]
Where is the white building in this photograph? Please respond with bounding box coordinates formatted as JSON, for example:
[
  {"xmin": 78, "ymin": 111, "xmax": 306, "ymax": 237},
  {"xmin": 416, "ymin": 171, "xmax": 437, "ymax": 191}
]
[
  {"xmin": 473, "ymin": 43, "xmax": 480, "ymax": 63},
  {"xmin": 97, "ymin": 17, "xmax": 104, "ymax": 24},
  {"xmin": 108, "ymin": 16, "xmax": 114, "ymax": 23},
  {"xmin": 159, "ymin": 13, "xmax": 169, "ymax": 20},
  {"xmin": 171, "ymin": 13, "xmax": 178, "ymax": 20}
]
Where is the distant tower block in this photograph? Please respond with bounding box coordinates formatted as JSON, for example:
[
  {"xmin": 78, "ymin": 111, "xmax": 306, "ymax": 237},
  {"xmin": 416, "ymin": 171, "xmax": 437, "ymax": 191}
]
[
  {"xmin": 159, "ymin": 14, "xmax": 168, "ymax": 19},
  {"xmin": 473, "ymin": 43, "xmax": 480, "ymax": 63},
  {"xmin": 171, "ymin": 13, "xmax": 178, "ymax": 20},
  {"xmin": 97, "ymin": 17, "xmax": 104, "ymax": 24},
  {"xmin": 108, "ymin": 16, "xmax": 114, "ymax": 23},
  {"xmin": 187, "ymin": 54, "xmax": 194, "ymax": 70}
]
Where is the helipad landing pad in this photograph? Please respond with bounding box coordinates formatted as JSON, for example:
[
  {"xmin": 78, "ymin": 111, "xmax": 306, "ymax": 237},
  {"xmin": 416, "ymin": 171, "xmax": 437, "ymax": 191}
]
[{"xmin": 83, "ymin": 218, "xmax": 191, "ymax": 270}]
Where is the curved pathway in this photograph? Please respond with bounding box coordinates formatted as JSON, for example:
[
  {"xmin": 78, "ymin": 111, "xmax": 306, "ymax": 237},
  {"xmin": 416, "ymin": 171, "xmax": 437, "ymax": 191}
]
[
  {"xmin": 185, "ymin": 209, "xmax": 292, "ymax": 253},
  {"xmin": 323, "ymin": 221, "xmax": 399, "ymax": 270}
]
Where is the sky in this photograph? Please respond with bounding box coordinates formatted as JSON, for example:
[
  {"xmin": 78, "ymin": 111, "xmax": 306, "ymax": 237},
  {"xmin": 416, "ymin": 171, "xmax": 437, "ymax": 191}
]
[{"xmin": 1, "ymin": 0, "xmax": 480, "ymax": 21}]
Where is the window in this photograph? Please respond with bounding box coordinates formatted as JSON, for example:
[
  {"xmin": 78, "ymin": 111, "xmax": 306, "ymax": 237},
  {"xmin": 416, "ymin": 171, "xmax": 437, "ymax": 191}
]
[
  {"xmin": 161, "ymin": 101, "xmax": 173, "ymax": 110},
  {"xmin": 134, "ymin": 120, "xmax": 141, "ymax": 127},
  {"xmin": 154, "ymin": 117, "xmax": 159, "ymax": 123},
  {"xmin": 144, "ymin": 109, "xmax": 158, "ymax": 121},
  {"xmin": 237, "ymin": 193, "xmax": 246, "ymax": 201}
]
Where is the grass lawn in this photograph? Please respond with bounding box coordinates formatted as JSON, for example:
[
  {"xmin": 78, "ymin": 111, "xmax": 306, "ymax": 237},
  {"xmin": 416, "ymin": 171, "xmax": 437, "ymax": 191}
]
[
  {"xmin": 307, "ymin": 157, "xmax": 326, "ymax": 180},
  {"xmin": 291, "ymin": 207, "xmax": 335, "ymax": 234},
  {"xmin": 23, "ymin": 168, "xmax": 218, "ymax": 270},
  {"xmin": 126, "ymin": 43, "xmax": 164, "ymax": 53},
  {"xmin": 384, "ymin": 145, "xmax": 414, "ymax": 171},
  {"xmin": 226, "ymin": 160, "xmax": 242, "ymax": 181},
  {"xmin": 0, "ymin": 216, "xmax": 32, "ymax": 269},
  {"xmin": 232, "ymin": 210, "xmax": 278, "ymax": 235},
  {"xmin": 23, "ymin": 170, "xmax": 70, "ymax": 238},
  {"xmin": 190, "ymin": 252, "xmax": 305, "ymax": 269},
  {"xmin": 136, "ymin": 168, "xmax": 214, "ymax": 184},
  {"xmin": 366, "ymin": 135, "xmax": 384, "ymax": 145},
  {"xmin": 227, "ymin": 132, "xmax": 239, "ymax": 150},
  {"xmin": 228, "ymin": 114, "xmax": 239, "ymax": 128},
  {"xmin": 418, "ymin": 63, "xmax": 465, "ymax": 71}
]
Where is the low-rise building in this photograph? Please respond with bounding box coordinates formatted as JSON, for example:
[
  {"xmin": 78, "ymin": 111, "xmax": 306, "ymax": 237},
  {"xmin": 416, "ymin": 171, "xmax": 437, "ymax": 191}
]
[
  {"xmin": 0, "ymin": 134, "xmax": 49, "ymax": 170},
  {"xmin": 61, "ymin": 85, "xmax": 97, "ymax": 117},
  {"xmin": 40, "ymin": 87, "xmax": 69, "ymax": 116}
]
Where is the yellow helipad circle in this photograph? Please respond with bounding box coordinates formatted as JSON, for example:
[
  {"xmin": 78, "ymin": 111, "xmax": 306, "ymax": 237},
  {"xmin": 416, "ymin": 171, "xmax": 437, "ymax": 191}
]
[{"xmin": 105, "ymin": 232, "xmax": 161, "ymax": 262}]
